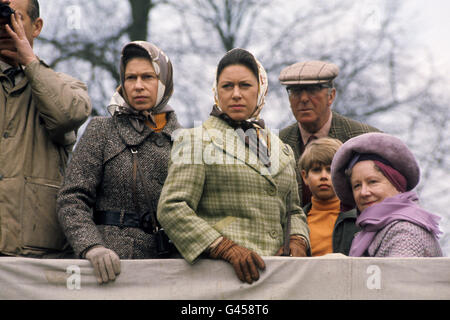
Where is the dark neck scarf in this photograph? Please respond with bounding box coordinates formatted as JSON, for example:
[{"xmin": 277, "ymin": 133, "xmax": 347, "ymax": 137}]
[
  {"xmin": 210, "ymin": 104, "xmax": 271, "ymax": 168},
  {"xmin": 108, "ymin": 91, "xmax": 173, "ymax": 133},
  {"xmin": 349, "ymin": 191, "xmax": 442, "ymax": 257}
]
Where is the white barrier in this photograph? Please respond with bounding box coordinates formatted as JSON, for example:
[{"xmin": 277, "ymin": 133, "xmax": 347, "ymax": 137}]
[{"xmin": 0, "ymin": 255, "xmax": 449, "ymax": 300}]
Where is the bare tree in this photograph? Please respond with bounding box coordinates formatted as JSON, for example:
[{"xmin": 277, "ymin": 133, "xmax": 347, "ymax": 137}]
[
  {"xmin": 161, "ymin": 1, "xmax": 426, "ymax": 126},
  {"xmin": 37, "ymin": 0, "xmax": 165, "ymax": 115}
]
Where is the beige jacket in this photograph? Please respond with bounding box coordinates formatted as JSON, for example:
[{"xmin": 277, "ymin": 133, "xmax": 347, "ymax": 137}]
[{"xmin": 0, "ymin": 59, "xmax": 91, "ymax": 256}]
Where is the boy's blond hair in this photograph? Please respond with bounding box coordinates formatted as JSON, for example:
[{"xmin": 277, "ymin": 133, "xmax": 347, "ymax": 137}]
[{"xmin": 298, "ymin": 137, "xmax": 343, "ymax": 175}]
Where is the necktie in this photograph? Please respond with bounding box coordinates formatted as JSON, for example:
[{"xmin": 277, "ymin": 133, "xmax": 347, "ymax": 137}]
[
  {"xmin": 4, "ymin": 67, "xmax": 21, "ymax": 86},
  {"xmin": 306, "ymin": 135, "xmax": 318, "ymax": 145}
]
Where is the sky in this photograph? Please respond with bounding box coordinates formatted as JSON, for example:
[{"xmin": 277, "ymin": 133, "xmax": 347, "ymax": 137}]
[
  {"xmin": 403, "ymin": 0, "xmax": 450, "ymax": 78},
  {"xmin": 400, "ymin": 1, "xmax": 450, "ymax": 254}
]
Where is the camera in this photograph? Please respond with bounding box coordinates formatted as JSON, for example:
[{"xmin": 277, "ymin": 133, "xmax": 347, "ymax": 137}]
[
  {"xmin": 140, "ymin": 212, "xmax": 177, "ymax": 257},
  {"xmin": 155, "ymin": 228, "xmax": 176, "ymax": 257},
  {"xmin": 0, "ymin": 4, "xmax": 15, "ymax": 26}
]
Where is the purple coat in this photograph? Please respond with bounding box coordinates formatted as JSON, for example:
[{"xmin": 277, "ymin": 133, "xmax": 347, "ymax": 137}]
[{"xmin": 366, "ymin": 221, "xmax": 443, "ymax": 257}]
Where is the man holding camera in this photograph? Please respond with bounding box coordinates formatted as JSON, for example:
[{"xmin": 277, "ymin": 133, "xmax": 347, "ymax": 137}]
[{"xmin": 0, "ymin": 0, "xmax": 91, "ymax": 257}]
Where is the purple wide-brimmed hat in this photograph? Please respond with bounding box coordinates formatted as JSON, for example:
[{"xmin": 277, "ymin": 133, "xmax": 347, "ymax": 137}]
[{"xmin": 330, "ymin": 132, "xmax": 420, "ymax": 207}]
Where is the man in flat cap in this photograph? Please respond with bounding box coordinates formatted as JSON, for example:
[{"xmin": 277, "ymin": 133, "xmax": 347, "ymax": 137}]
[{"xmin": 279, "ymin": 60, "xmax": 380, "ymax": 208}]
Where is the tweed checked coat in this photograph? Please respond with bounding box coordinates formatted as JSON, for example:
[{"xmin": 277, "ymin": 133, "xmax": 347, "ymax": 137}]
[
  {"xmin": 280, "ymin": 111, "xmax": 380, "ymax": 207},
  {"xmin": 366, "ymin": 221, "xmax": 443, "ymax": 257},
  {"xmin": 57, "ymin": 112, "xmax": 181, "ymax": 258},
  {"xmin": 157, "ymin": 116, "xmax": 310, "ymax": 264}
]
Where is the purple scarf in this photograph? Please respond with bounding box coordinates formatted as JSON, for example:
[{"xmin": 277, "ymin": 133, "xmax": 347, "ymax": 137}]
[{"xmin": 349, "ymin": 191, "xmax": 442, "ymax": 257}]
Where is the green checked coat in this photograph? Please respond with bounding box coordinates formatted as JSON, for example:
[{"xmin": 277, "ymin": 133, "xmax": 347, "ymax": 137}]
[
  {"xmin": 157, "ymin": 116, "xmax": 310, "ymax": 263},
  {"xmin": 280, "ymin": 111, "xmax": 380, "ymax": 207}
]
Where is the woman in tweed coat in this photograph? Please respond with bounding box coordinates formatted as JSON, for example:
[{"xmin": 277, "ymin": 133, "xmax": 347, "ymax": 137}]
[
  {"xmin": 57, "ymin": 41, "xmax": 181, "ymax": 284},
  {"xmin": 158, "ymin": 49, "xmax": 310, "ymax": 284}
]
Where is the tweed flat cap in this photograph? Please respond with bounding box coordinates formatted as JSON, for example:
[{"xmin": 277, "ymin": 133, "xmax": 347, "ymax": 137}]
[
  {"xmin": 330, "ymin": 132, "xmax": 420, "ymax": 206},
  {"xmin": 279, "ymin": 60, "xmax": 339, "ymax": 85}
]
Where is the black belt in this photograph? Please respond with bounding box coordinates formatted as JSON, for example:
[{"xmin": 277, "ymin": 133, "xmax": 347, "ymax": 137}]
[{"xmin": 94, "ymin": 210, "xmax": 143, "ymax": 229}]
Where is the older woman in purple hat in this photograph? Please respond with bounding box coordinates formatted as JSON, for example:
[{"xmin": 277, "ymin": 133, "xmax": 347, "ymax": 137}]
[{"xmin": 331, "ymin": 132, "xmax": 443, "ymax": 257}]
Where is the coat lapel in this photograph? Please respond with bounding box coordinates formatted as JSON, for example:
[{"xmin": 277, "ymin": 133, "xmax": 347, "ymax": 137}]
[
  {"xmin": 102, "ymin": 116, "xmax": 152, "ymax": 164},
  {"xmin": 328, "ymin": 111, "xmax": 346, "ymax": 141},
  {"xmin": 103, "ymin": 112, "xmax": 180, "ymax": 165},
  {"xmin": 202, "ymin": 117, "xmax": 291, "ymax": 185},
  {"xmin": 113, "ymin": 116, "xmax": 153, "ymax": 146},
  {"xmin": 283, "ymin": 123, "xmax": 302, "ymax": 161}
]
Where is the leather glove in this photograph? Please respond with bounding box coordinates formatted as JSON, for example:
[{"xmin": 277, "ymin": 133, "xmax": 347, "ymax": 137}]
[
  {"xmin": 85, "ymin": 245, "xmax": 121, "ymax": 284},
  {"xmin": 275, "ymin": 235, "xmax": 308, "ymax": 257},
  {"xmin": 209, "ymin": 237, "xmax": 266, "ymax": 284}
]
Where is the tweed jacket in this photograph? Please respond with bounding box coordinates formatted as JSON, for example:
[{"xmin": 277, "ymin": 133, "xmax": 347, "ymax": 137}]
[
  {"xmin": 366, "ymin": 221, "xmax": 443, "ymax": 257},
  {"xmin": 157, "ymin": 116, "xmax": 310, "ymax": 264},
  {"xmin": 280, "ymin": 111, "xmax": 380, "ymax": 206},
  {"xmin": 0, "ymin": 59, "xmax": 91, "ymax": 257},
  {"xmin": 57, "ymin": 112, "xmax": 181, "ymax": 258}
]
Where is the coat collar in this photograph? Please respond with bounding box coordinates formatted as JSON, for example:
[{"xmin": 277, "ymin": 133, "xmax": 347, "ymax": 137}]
[
  {"xmin": 285, "ymin": 111, "xmax": 344, "ymax": 160},
  {"xmin": 103, "ymin": 112, "xmax": 180, "ymax": 164},
  {"xmin": 202, "ymin": 116, "xmax": 292, "ymax": 181},
  {"xmin": 1, "ymin": 58, "xmax": 51, "ymax": 95},
  {"xmin": 302, "ymin": 201, "xmax": 357, "ymax": 222},
  {"xmin": 284, "ymin": 123, "xmax": 302, "ymax": 160},
  {"xmin": 113, "ymin": 111, "xmax": 180, "ymax": 147},
  {"xmin": 328, "ymin": 111, "xmax": 347, "ymax": 139}
]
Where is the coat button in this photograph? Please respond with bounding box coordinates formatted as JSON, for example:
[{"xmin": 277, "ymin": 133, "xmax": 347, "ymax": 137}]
[
  {"xmin": 155, "ymin": 137, "xmax": 165, "ymax": 147},
  {"xmin": 0, "ymin": 174, "xmax": 3, "ymax": 181},
  {"xmin": 213, "ymin": 137, "xmax": 223, "ymax": 146},
  {"xmin": 3, "ymin": 132, "xmax": 8, "ymax": 139},
  {"xmin": 269, "ymin": 230, "xmax": 278, "ymax": 239},
  {"xmin": 267, "ymin": 186, "xmax": 277, "ymax": 196},
  {"xmin": 283, "ymin": 145, "xmax": 290, "ymax": 155}
]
